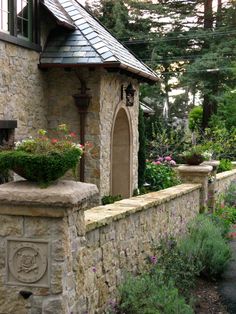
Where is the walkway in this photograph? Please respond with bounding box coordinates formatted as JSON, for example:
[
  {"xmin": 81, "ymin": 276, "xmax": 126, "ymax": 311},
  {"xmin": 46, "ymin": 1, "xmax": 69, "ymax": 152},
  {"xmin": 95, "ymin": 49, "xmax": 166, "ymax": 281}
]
[{"xmin": 219, "ymin": 226, "xmax": 236, "ymax": 314}]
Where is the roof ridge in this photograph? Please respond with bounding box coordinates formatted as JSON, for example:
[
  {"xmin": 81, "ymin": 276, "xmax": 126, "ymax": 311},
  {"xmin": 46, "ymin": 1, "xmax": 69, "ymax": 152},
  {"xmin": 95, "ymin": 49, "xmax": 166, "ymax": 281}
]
[{"xmin": 42, "ymin": 0, "xmax": 76, "ymax": 29}]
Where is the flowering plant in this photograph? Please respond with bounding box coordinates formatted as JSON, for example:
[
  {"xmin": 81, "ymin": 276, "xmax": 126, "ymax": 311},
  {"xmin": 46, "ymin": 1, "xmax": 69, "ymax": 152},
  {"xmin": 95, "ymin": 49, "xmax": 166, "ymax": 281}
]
[
  {"xmin": 0, "ymin": 124, "xmax": 83, "ymax": 187},
  {"xmin": 145, "ymin": 156, "xmax": 180, "ymax": 192},
  {"xmin": 15, "ymin": 124, "xmax": 83, "ymax": 154}
]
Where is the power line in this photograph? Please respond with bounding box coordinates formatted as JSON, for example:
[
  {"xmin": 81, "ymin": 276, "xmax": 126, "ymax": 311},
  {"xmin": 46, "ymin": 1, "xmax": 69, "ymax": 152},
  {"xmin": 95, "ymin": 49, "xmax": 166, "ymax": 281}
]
[
  {"xmin": 122, "ymin": 29, "xmax": 236, "ymax": 44},
  {"xmin": 117, "ymin": 26, "xmax": 236, "ymax": 41},
  {"xmin": 155, "ymin": 66, "xmax": 235, "ymax": 75}
]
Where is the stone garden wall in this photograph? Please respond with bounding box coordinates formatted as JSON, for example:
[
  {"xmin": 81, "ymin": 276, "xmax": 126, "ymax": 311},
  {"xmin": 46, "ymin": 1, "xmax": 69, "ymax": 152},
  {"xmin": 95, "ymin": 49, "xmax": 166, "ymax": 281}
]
[
  {"xmin": 215, "ymin": 169, "xmax": 236, "ymax": 197},
  {"xmin": 0, "ymin": 168, "xmax": 235, "ymax": 313},
  {"xmin": 0, "ymin": 181, "xmax": 200, "ymax": 314}
]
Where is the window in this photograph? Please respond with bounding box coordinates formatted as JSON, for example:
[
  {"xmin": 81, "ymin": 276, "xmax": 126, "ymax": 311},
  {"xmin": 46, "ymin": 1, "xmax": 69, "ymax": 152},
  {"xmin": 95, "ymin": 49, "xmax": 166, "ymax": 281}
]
[
  {"xmin": 0, "ymin": 1, "xmax": 9, "ymax": 33},
  {"xmin": 0, "ymin": 0, "xmax": 39, "ymax": 49}
]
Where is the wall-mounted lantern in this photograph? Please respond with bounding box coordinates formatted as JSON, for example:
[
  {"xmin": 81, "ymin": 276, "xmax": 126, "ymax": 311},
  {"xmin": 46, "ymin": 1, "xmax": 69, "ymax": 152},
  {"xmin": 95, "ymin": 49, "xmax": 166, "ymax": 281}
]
[{"xmin": 125, "ymin": 83, "xmax": 136, "ymax": 107}]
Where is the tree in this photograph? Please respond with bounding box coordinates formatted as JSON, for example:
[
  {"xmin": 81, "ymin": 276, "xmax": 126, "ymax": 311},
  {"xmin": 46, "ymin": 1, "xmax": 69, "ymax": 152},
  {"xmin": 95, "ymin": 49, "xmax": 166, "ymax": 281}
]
[{"xmin": 87, "ymin": 0, "xmax": 236, "ymax": 128}]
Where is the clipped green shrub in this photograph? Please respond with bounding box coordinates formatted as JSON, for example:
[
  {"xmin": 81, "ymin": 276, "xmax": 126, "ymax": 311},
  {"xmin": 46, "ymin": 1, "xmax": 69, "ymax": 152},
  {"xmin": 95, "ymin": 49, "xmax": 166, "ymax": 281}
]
[
  {"xmin": 0, "ymin": 149, "xmax": 81, "ymax": 187},
  {"xmin": 179, "ymin": 215, "xmax": 231, "ymax": 278},
  {"xmin": 117, "ymin": 272, "xmax": 194, "ymax": 314},
  {"xmin": 218, "ymin": 159, "xmax": 233, "ymax": 173}
]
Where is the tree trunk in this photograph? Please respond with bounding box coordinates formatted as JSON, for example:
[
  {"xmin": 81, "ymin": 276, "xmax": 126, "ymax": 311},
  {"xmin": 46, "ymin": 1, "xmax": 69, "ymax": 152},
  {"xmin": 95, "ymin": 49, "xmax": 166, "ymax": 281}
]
[
  {"xmin": 204, "ymin": 0, "xmax": 213, "ymax": 30},
  {"xmin": 202, "ymin": 0, "xmax": 214, "ymax": 129}
]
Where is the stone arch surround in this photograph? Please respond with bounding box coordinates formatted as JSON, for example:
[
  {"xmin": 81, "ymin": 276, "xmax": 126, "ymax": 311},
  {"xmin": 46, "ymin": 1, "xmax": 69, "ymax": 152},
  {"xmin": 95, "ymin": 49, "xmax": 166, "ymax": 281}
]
[{"xmin": 111, "ymin": 107, "xmax": 132, "ymax": 198}]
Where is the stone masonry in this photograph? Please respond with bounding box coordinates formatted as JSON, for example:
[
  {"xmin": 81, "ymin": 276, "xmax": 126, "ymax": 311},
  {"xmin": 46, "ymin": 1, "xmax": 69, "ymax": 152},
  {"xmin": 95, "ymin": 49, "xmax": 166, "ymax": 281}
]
[
  {"xmin": 0, "ymin": 169, "xmax": 236, "ymax": 313},
  {"xmin": 0, "ymin": 38, "xmax": 139, "ymax": 197},
  {"xmin": 0, "ymin": 180, "xmax": 199, "ymax": 314}
]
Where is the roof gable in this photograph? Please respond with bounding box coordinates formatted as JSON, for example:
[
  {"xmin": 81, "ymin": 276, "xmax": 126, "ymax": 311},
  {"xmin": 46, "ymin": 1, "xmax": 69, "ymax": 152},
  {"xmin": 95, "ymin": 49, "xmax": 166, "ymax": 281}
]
[{"xmin": 40, "ymin": 0, "xmax": 159, "ymax": 82}]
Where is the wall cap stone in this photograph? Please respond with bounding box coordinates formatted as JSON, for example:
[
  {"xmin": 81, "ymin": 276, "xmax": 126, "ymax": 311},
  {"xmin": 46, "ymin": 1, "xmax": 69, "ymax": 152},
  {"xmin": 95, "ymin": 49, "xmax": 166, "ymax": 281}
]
[
  {"xmin": 201, "ymin": 160, "xmax": 220, "ymax": 168},
  {"xmin": 0, "ymin": 180, "xmax": 98, "ymax": 217},
  {"xmin": 85, "ymin": 183, "xmax": 201, "ymax": 232},
  {"xmin": 216, "ymin": 169, "xmax": 236, "ymax": 181},
  {"xmin": 178, "ymin": 165, "xmax": 213, "ymax": 174}
]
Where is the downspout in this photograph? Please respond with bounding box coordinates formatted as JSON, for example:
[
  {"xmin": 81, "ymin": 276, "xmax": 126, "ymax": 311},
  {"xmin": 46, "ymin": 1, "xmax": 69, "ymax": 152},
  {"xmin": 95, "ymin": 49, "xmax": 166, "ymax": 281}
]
[{"xmin": 73, "ymin": 79, "xmax": 91, "ymax": 182}]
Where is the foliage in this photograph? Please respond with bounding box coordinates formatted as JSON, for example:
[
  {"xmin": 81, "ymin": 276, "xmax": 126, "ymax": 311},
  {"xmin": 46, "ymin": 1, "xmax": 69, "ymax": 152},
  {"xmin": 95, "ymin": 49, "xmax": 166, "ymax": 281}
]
[
  {"xmin": 101, "ymin": 195, "xmax": 122, "ymax": 205},
  {"xmin": 217, "ymin": 159, "xmax": 233, "ymax": 173},
  {"xmin": 145, "ymin": 160, "xmax": 180, "ymax": 191},
  {"xmin": 214, "ymin": 206, "xmax": 236, "ymax": 226},
  {"xmin": 188, "ymin": 106, "xmax": 203, "ymax": 132},
  {"xmin": 179, "ymin": 215, "xmax": 231, "ymax": 279},
  {"xmin": 181, "ymin": 145, "xmax": 209, "ymax": 165},
  {"xmin": 0, "ymin": 125, "xmax": 83, "ymax": 186},
  {"xmin": 138, "ymin": 108, "xmax": 146, "ymax": 188},
  {"xmin": 153, "ymin": 238, "xmax": 201, "ymax": 298},
  {"xmin": 115, "ymin": 271, "xmax": 194, "ymax": 314},
  {"xmin": 146, "ymin": 118, "xmax": 192, "ymax": 163},
  {"xmin": 224, "ymin": 180, "xmax": 236, "ymax": 208},
  {"xmin": 196, "ymin": 126, "xmax": 236, "ymax": 160},
  {"xmin": 211, "ymin": 89, "xmax": 236, "ymax": 131}
]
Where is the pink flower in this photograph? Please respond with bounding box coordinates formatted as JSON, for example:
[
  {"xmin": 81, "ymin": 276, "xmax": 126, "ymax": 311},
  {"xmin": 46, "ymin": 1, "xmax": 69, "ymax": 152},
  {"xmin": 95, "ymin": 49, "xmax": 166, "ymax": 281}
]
[
  {"xmin": 169, "ymin": 160, "xmax": 176, "ymax": 165},
  {"xmin": 51, "ymin": 138, "xmax": 58, "ymax": 144},
  {"xmin": 165, "ymin": 156, "xmax": 172, "ymax": 161},
  {"xmin": 70, "ymin": 132, "xmax": 77, "ymax": 138},
  {"xmin": 155, "ymin": 161, "xmax": 161, "ymax": 165},
  {"xmin": 150, "ymin": 256, "xmax": 158, "ymax": 265},
  {"xmin": 158, "ymin": 157, "xmax": 164, "ymax": 162}
]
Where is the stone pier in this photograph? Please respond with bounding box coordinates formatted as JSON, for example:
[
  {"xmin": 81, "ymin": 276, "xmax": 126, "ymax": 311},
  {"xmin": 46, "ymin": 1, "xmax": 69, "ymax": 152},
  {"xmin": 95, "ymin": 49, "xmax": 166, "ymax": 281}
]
[{"xmin": 0, "ymin": 180, "xmax": 98, "ymax": 314}]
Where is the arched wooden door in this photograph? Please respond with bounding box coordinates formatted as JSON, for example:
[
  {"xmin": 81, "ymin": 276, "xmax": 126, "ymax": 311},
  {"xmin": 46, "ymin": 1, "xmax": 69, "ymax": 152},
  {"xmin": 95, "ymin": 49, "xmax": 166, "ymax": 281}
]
[{"xmin": 111, "ymin": 108, "xmax": 131, "ymax": 198}]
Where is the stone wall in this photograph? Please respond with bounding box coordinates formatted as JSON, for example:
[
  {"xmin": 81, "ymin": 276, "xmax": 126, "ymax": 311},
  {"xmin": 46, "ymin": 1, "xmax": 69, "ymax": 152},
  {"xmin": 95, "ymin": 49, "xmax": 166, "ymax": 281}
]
[
  {"xmin": 215, "ymin": 169, "xmax": 236, "ymax": 197},
  {"xmin": 46, "ymin": 68, "xmax": 139, "ymax": 196},
  {"xmin": 99, "ymin": 72, "xmax": 139, "ymax": 197},
  {"xmin": 0, "ymin": 41, "xmax": 48, "ymax": 140},
  {"xmin": 0, "ymin": 11, "xmax": 55, "ymax": 140},
  {"xmin": 0, "ymin": 180, "xmax": 99, "ymax": 314},
  {"xmin": 0, "ymin": 180, "xmax": 200, "ymax": 314},
  {"xmin": 0, "ymin": 36, "xmax": 139, "ymax": 196}
]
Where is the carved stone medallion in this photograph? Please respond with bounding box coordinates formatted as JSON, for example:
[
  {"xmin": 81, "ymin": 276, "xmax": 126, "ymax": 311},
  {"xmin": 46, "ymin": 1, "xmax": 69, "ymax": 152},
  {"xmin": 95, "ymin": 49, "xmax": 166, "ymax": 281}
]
[{"xmin": 7, "ymin": 239, "xmax": 50, "ymax": 287}]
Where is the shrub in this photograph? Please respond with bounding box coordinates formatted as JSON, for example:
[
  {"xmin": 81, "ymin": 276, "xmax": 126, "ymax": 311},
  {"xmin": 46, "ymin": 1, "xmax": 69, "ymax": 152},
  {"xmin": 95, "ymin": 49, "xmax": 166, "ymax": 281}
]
[
  {"xmin": 0, "ymin": 124, "xmax": 83, "ymax": 186},
  {"xmin": 116, "ymin": 272, "xmax": 194, "ymax": 314},
  {"xmin": 101, "ymin": 195, "xmax": 122, "ymax": 205},
  {"xmin": 218, "ymin": 159, "xmax": 233, "ymax": 173},
  {"xmin": 179, "ymin": 215, "xmax": 231, "ymax": 279},
  {"xmin": 214, "ymin": 206, "xmax": 236, "ymax": 225},
  {"xmin": 145, "ymin": 160, "xmax": 180, "ymax": 191},
  {"xmin": 153, "ymin": 238, "xmax": 201, "ymax": 298},
  {"xmin": 188, "ymin": 106, "xmax": 203, "ymax": 132},
  {"xmin": 224, "ymin": 180, "xmax": 236, "ymax": 208}
]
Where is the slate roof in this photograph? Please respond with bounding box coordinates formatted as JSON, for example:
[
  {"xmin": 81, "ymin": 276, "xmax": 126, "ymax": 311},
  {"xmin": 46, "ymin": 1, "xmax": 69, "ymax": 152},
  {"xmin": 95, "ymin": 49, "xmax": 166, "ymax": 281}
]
[{"xmin": 40, "ymin": 0, "xmax": 159, "ymax": 82}]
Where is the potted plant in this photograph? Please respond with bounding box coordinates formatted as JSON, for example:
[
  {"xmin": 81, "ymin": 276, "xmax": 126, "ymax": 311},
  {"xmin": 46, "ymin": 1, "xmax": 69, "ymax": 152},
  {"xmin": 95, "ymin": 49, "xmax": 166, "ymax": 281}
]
[
  {"xmin": 0, "ymin": 124, "xmax": 83, "ymax": 187},
  {"xmin": 181, "ymin": 146, "xmax": 212, "ymax": 165}
]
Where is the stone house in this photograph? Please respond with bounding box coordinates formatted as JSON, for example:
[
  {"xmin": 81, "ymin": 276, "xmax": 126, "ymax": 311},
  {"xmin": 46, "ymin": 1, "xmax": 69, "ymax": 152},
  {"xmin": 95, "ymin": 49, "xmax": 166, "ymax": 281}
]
[{"xmin": 0, "ymin": 0, "xmax": 158, "ymax": 198}]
